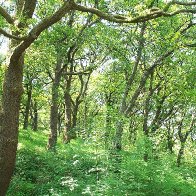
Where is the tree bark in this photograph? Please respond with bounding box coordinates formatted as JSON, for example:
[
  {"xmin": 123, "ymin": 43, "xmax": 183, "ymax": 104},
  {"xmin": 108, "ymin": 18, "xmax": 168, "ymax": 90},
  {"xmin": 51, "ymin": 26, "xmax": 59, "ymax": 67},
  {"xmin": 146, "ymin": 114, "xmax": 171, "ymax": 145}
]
[
  {"xmin": 32, "ymin": 100, "xmax": 38, "ymax": 131},
  {"xmin": 57, "ymin": 107, "xmax": 64, "ymax": 135},
  {"xmin": 176, "ymin": 113, "xmax": 195, "ymax": 167},
  {"xmin": 72, "ymin": 102, "xmax": 79, "ymax": 128},
  {"xmin": 166, "ymin": 122, "xmax": 174, "ymax": 154},
  {"xmin": 128, "ymin": 119, "xmax": 137, "ymax": 144},
  {"xmin": 0, "ymin": 54, "xmax": 24, "ymax": 196},
  {"xmin": 114, "ymin": 121, "xmax": 124, "ymax": 150},
  {"xmin": 105, "ymin": 105, "xmax": 112, "ymax": 148},
  {"xmin": 63, "ymin": 91, "xmax": 74, "ymax": 143},
  {"xmin": 47, "ymin": 58, "xmax": 62, "ymax": 150},
  {"xmin": 23, "ymin": 79, "xmax": 33, "ymax": 130},
  {"xmin": 177, "ymin": 142, "xmax": 185, "ymax": 167},
  {"xmin": 167, "ymin": 137, "xmax": 174, "ymax": 154}
]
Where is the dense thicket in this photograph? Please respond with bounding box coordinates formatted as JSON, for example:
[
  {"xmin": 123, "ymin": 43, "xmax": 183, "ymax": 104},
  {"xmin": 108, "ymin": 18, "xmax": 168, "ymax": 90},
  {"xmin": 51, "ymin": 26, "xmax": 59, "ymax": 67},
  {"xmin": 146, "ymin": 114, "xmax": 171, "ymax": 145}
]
[{"xmin": 0, "ymin": 0, "xmax": 195, "ymax": 195}]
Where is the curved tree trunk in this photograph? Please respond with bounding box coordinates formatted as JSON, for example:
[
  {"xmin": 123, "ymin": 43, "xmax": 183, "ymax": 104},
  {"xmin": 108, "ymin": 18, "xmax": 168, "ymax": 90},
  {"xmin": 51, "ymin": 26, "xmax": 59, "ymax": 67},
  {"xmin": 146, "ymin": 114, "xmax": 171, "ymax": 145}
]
[
  {"xmin": 0, "ymin": 54, "xmax": 24, "ymax": 195},
  {"xmin": 0, "ymin": 1, "xmax": 72, "ymax": 191}
]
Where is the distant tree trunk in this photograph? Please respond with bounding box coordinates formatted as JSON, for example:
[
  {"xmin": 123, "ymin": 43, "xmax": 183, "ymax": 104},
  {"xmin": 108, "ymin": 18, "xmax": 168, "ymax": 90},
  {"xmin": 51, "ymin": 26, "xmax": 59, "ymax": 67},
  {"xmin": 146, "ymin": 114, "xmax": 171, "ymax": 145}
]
[
  {"xmin": 47, "ymin": 57, "xmax": 62, "ymax": 150},
  {"xmin": 167, "ymin": 135, "xmax": 174, "ymax": 154},
  {"xmin": 81, "ymin": 99, "xmax": 88, "ymax": 138},
  {"xmin": 63, "ymin": 90, "xmax": 74, "ymax": 143},
  {"xmin": 142, "ymin": 78, "xmax": 152, "ymax": 162},
  {"xmin": 105, "ymin": 92, "xmax": 113, "ymax": 148},
  {"xmin": 62, "ymin": 64, "xmax": 90, "ymax": 143},
  {"xmin": 57, "ymin": 108, "xmax": 64, "ymax": 135},
  {"xmin": 166, "ymin": 121, "xmax": 174, "ymax": 154},
  {"xmin": 48, "ymin": 88, "xmax": 59, "ymax": 149},
  {"xmin": 176, "ymin": 113, "xmax": 195, "ymax": 167},
  {"xmin": 72, "ymin": 102, "xmax": 80, "ymax": 128},
  {"xmin": 32, "ymin": 100, "xmax": 38, "ymax": 131},
  {"xmin": 113, "ymin": 23, "xmax": 146, "ymax": 150},
  {"xmin": 63, "ymin": 85, "xmax": 84, "ymax": 143},
  {"xmin": 105, "ymin": 105, "xmax": 111, "ymax": 148},
  {"xmin": 177, "ymin": 142, "xmax": 185, "ymax": 167},
  {"xmin": 128, "ymin": 118, "xmax": 137, "ymax": 144},
  {"xmin": 62, "ymin": 48, "xmax": 74, "ymax": 143},
  {"xmin": 114, "ymin": 121, "xmax": 124, "ymax": 150},
  {"xmin": 23, "ymin": 80, "xmax": 33, "ymax": 130}
]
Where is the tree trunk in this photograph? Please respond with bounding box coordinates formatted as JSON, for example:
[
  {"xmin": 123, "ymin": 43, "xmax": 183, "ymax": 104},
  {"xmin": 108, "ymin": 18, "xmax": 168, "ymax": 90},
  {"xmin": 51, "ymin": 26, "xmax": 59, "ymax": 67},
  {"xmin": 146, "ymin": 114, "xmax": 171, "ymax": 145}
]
[
  {"xmin": 72, "ymin": 103, "xmax": 79, "ymax": 128},
  {"xmin": 113, "ymin": 23, "xmax": 146, "ymax": 150},
  {"xmin": 165, "ymin": 120, "xmax": 174, "ymax": 153},
  {"xmin": 48, "ymin": 80, "xmax": 61, "ymax": 150},
  {"xmin": 143, "ymin": 133, "xmax": 150, "ymax": 162},
  {"xmin": 177, "ymin": 142, "xmax": 185, "ymax": 167},
  {"xmin": 105, "ymin": 109, "xmax": 111, "ymax": 148},
  {"xmin": 113, "ymin": 120, "xmax": 124, "ymax": 150},
  {"xmin": 48, "ymin": 85, "xmax": 59, "ymax": 149},
  {"xmin": 0, "ymin": 1, "xmax": 72, "ymax": 194},
  {"xmin": 0, "ymin": 54, "xmax": 24, "ymax": 195},
  {"xmin": 128, "ymin": 119, "xmax": 137, "ymax": 144},
  {"xmin": 167, "ymin": 135, "xmax": 174, "ymax": 154},
  {"xmin": 57, "ymin": 110, "xmax": 63, "ymax": 135},
  {"xmin": 47, "ymin": 56, "xmax": 62, "ymax": 150},
  {"xmin": 63, "ymin": 91, "xmax": 74, "ymax": 143},
  {"xmin": 23, "ymin": 80, "xmax": 32, "ymax": 130},
  {"xmin": 32, "ymin": 100, "xmax": 38, "ymax": 131}
]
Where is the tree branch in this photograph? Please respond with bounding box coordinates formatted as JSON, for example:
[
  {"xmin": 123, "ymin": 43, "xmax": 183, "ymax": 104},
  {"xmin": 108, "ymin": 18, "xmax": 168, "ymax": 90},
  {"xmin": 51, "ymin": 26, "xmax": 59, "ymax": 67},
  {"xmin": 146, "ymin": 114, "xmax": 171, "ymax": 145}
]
[
  {"xmin": 72, "ymin": 1, "xmax": 196, "ymax": 24},
  {"xmin": 64, "ymin": 71, "xmax": 91, "ymax": 75},
  {"xmin": 10, "ymin": 1, "xmax": 73, "ymax": 64},
  {"xmin": 0, "ymin": 6, "xmax": 14, "ymax": 24},
  {"xmin": 0, "ymin": 28, "xmax": 27, "ymax": 40},
  {"xmin": 173, "ymin": 1, "xmax": 196, "ymax": 6},
  {"xmin": 22, "ymin": 0, "xmax": 37, "ymax": 19},
  {"xmin": 125, "ymin": 50, "xmax": 174, "ymax": 116},
  {"xmin": 163, "ymin": 8, "xmax": 196, "ymax": 16},
  {"xmin": 120, "ymin": 23, "xmax": 146, "ymax": 112}
]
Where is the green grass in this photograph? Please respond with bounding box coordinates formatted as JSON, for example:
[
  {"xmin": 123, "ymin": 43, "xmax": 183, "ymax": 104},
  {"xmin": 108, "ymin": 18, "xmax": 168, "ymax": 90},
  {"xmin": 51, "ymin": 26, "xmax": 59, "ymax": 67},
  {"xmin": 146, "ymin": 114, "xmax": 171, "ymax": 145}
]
[{"xmin": 7, "ymin": 130, "xmax": 196, "ymax": 196}]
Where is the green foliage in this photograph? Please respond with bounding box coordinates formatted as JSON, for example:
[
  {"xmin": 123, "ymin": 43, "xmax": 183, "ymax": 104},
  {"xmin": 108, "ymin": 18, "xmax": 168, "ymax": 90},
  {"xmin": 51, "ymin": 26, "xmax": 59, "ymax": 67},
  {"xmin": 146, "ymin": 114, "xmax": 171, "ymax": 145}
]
[{"xmin": 8, "ymin": 130, "xmax": 196, "ymax": 195}]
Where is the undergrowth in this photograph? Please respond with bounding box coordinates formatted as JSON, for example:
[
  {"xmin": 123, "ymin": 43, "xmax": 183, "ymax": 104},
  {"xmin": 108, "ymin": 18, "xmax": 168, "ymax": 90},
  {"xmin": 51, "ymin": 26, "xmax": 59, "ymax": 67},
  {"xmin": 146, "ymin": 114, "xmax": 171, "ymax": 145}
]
[{"xmin": 7, "ymin": 130, "xmax": 196, "ymax": 196}]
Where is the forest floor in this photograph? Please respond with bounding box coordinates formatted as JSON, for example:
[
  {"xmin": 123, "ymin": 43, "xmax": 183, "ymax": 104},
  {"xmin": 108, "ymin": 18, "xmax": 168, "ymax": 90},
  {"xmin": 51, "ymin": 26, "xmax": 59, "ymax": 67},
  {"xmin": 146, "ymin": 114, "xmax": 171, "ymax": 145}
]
[{"xmin": 8, "ymin": 130, "xmax": 196, "ymax": 196}]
